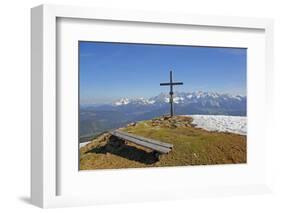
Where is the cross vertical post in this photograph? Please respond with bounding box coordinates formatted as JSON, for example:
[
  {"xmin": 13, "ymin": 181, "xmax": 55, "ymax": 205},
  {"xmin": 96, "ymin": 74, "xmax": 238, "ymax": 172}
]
[
  {"xmin": 160, "ymin": 70, "xmax": 183, "ymax": 117},
  {"xmin": 169, "ymin": 71, "xmax": 174, "ymax": 116}
]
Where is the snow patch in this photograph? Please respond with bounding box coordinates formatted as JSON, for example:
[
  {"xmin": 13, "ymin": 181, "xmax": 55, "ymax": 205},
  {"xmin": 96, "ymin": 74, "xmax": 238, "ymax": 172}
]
[
  {"xmin": 187, "ymin": 115, "xmax": 247, "ymax": 135},
  {"xmin": 79, "ymin": 141, "xmax": 91, "ymax": 148}
]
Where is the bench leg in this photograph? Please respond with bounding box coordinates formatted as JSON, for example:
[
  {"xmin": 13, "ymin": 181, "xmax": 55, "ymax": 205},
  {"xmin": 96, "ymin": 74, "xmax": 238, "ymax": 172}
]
[
  {"xmin": 108, "ymin": 136, "xmax": 123, "ymax": 148},
  {"xmin": 153, "ymin": 151, "xmax": 160, "ymax": 160}
]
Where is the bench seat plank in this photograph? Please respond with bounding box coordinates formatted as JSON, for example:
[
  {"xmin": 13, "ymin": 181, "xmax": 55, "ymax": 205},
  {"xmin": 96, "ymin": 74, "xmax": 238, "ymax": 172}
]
[
  {"xmin": 110, "ymin": 130, "xmax": 172, "ymax": 154},
  {"xmin": 115, "ymin": 130, "xmax": 173, "ymax": 148}
]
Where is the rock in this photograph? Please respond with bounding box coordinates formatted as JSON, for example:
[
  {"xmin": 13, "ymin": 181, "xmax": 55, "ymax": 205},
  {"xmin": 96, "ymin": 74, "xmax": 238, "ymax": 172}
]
[
  {"xmin": 127, "ymin": 122, "xmax": 137, "ymax": 127},
  {"xmin": 143, "ymin": 116, "xmax": 192, "ymax": 129},
  {"xmin": 174, "ymin": 123, "xmax": 182, "ymax": 127},
  {"xmin": 193, "ymin": 153, "xmax": 198, "ymax": 158},
  {"xmin": 170, "ymin": 123, "xmax": 177, "ymax": 129}
]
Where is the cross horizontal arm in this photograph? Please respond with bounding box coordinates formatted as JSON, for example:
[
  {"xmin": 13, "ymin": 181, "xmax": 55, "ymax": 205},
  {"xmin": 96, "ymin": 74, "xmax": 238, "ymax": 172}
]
[
  {"xmin": 172, "ymin": 82, "xmax": 184, "ymax": 85},
  {"xmin": 160, "ymin": 83, "xmax": 171, "ymax": 86},
  {"xmin": 160, "ymin": 82, "xmax": 184, "ymax": 86}
]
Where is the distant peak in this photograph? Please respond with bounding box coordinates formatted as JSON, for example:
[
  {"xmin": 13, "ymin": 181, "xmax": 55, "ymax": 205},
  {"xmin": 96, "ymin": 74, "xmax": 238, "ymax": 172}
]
[
  {"xmin": 112, "ymin": 91, "xmax": 246, "ymax": 106},
  {"xmin": 114, "ymin": 98, "xmax": 130, "ymax": 106}
]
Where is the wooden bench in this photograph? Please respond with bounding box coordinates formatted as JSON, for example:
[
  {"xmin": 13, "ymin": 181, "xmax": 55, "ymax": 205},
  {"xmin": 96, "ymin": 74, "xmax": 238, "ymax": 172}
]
[{"xmin": 109, "ymin": 130, "xmax": 173, "ymax": 154}]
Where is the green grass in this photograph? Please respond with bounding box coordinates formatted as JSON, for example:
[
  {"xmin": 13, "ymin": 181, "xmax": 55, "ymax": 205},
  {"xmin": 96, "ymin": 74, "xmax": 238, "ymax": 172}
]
[{"xmin": 80, "ymin": 116, "xmax": 246, "ymax": 170}]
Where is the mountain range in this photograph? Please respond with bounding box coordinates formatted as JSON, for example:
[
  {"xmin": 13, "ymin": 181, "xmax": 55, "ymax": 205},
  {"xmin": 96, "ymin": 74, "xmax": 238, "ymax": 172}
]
[
  {"xmin": 80, "ymin": 91, "xmax": 246, "ymax": 141},
  {"xmin": 113, "ymin": 91, "xmax": 245, "ymax": 107}
]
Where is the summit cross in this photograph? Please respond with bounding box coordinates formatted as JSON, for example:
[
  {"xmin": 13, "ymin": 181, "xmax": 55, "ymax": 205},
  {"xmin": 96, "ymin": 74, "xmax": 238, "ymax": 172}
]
[{"xmin": 160, "ymin": 71, "xmax": 183, "ymax": 117}]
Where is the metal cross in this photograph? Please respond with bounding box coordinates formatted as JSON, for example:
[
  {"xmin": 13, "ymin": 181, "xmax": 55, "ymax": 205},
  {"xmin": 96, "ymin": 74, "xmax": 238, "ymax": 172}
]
[{"xmin": 160, "ymin": 71, "xmax": 183, "ymax": 117}]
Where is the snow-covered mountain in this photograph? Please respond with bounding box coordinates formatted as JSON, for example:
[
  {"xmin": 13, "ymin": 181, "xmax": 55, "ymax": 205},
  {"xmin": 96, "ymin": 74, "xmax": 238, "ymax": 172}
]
[
  {"xmin": 80, "ymin": 91, "xmax": 246, "ymax": 139},
  {"xmin": 113, "ymin": 91, "xmax": 246, "ymax": 108},
  {"xmin": 115, "ymin": 97, "xmax": 155, "ymax": 106}
]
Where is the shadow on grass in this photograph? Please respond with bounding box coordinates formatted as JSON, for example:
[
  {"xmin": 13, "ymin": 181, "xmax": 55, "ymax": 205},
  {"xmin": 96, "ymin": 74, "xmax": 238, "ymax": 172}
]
[{"xmin": 86, "ymin": 136, "xmax": 158, "ymax": 165}]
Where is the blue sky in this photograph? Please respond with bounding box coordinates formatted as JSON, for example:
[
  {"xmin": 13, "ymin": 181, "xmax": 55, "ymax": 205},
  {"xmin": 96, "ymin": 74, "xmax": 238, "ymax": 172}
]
[{"xmin": 79, "ymin": 41, "xmax": 246, "ymax": 104}]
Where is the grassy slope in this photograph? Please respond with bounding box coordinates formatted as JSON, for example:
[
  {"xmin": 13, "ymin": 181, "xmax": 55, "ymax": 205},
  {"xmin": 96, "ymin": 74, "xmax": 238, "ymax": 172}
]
[{"xmin": 80, "ymin": 116, "xmax": 246, "ymax": 170}]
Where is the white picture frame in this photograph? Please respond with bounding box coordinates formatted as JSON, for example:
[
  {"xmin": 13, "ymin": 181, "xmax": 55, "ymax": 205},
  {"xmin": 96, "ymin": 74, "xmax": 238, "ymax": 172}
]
[{"xmin": 31, "ymin": 4, "xmax": 274, "ymax": 208}]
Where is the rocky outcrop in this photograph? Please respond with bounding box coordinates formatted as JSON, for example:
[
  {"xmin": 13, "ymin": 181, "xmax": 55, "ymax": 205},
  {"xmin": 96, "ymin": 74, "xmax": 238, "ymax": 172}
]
[{"xmin": 151, "ymin": 115, "xmax": 194, "ymax": 128}]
